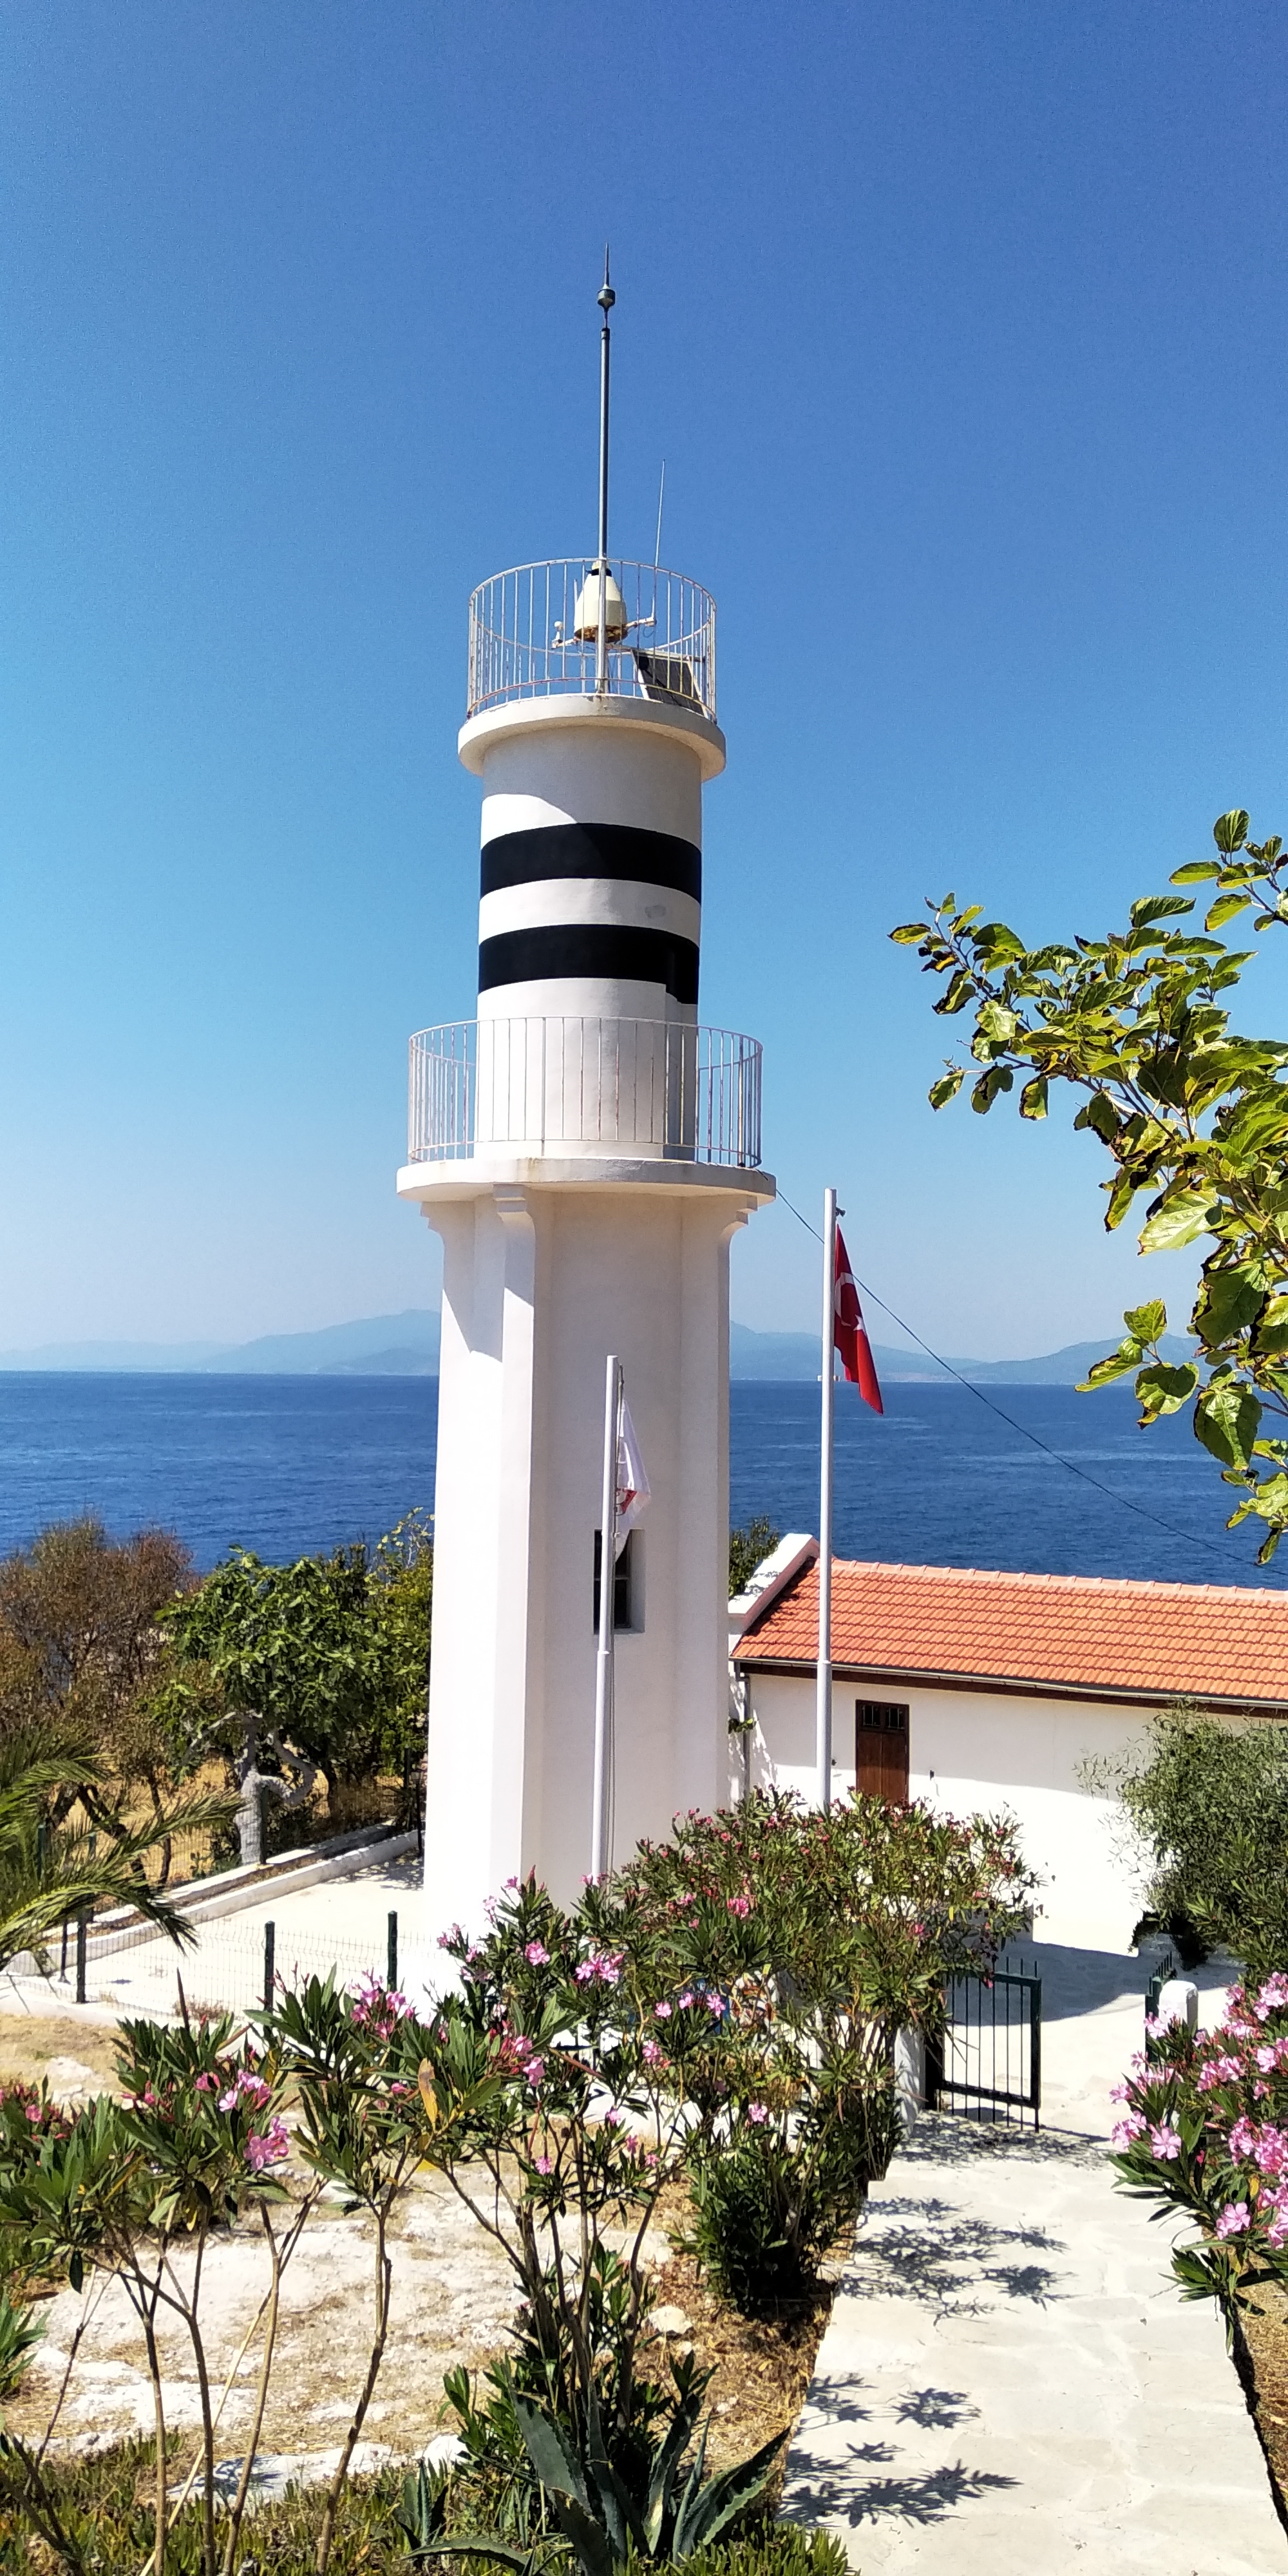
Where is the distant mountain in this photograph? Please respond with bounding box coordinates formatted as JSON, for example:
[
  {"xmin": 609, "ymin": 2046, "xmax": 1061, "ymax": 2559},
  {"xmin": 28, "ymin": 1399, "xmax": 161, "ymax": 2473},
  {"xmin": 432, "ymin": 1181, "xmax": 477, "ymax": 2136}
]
[
  {"xmin": 0, "ymin": 1336, "xmax": 234, "ymax": 1372},
  {"xmin": 0, "ymin": 1312, "xmax": 1189, "ymax": 1386},
  {"xmin": 205, "ymin": 1312, "xmax": 441, "ymax": 1374},
  {"xmin": 727, "ymin": 1323, "xmax": 1194, "ymax": 1385}
]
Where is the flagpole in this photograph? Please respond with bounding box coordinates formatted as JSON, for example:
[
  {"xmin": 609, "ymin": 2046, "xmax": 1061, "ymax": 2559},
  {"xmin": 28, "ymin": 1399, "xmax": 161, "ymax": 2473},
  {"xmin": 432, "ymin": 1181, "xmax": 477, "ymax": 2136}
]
[
  {"xmin": 592, "ymin": 1352, "xmax": 621, "ymax": 1879},
  {"xmin": 816, "ymin": 1188, "xmax": 836, "ymax": 1811}
]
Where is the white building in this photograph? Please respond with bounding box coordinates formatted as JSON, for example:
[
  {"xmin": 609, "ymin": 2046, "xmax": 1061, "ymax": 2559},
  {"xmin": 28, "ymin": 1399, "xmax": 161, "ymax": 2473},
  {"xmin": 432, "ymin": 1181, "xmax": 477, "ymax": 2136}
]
[
  {"xmin": 399, "ymin": 292, "xmax": 774, "ymax": 1934},
  {"xmin": 731, "ymin": 1540, "xmax": 1288, "ymax": 1952}
]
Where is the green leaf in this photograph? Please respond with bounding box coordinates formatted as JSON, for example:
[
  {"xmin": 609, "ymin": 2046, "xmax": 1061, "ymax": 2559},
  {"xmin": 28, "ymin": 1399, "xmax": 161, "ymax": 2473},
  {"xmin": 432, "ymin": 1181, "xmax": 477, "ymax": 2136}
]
[
  {"xmin": 934, "ymin": 969, "xmax": 974, "ymax": 1017},
  {"xmin": 1019, "ymin": 1076, "xmax": 1048, "ymax": 1120},
  {"xmin": 1135, "ymin": 1361, "xmax": 1199, "ymax": 1419},
  {"xmin": 889, "ymin": 922, "xmax": 931, "ymax": 945},
  {"xmin": 1104, "ymin": 1171, "xmax": 1139, "ymax": 1231},
  {"xmin": 1213, "ymin": 808, "xmax": 1251, "ymax": 855},
  {"xmin": 972, "ymin": 922, "xmax": 1028, "ymax": 965},
  {"xmin": 674, "ymin": 2429, "xmax": 788, "ymax": 2555},
  {"xmin": 1170, "ymin": 862, "xmax": 1221, "ymax": 884},
  {"xmin": 1205, "ymin": 892, "xmax": 1254, "ymax": 930},
  {"xmin": 976, "ymin": 999, "xmax": 1019, "ymax": 1045},
  {"xmin": 513, "ymin": 2399, "xmax": 593, "ymax": 2516},
  {"xmin": 928, "ymin": 1067, "xmax": 965, "ymax": 1110},
  {"xmin": 1074, "ymin": 1094, "xmax": 1121, "ymax": 1143},
  {"xmin": 1077, "ymin": 1342, "xmax": 1144, "ymax": 1392},
  {"xmin": 1123, "ymin": 1301, "xmax": 1168, "ymax": 1343},
  {"xmin": 1195, "ymin": 1264, "xmax": 1266, "ymax": 1349},
  {"xmin": 1130, "ymin": 895, "xmax": 1195, "ymax": 927},
  {"xmin": 1253, "ymin": 1294, "xmax": 1288, "ymax": 1358},
  {"xmin": 1139, "ymin": 1189, "xmax": 1218, "ymax": 1254},
  {"xmin": 970, "ymin": 1066, "xmax": 1013, "ymax": 1113},
  {"xmin": 1195, "ymin": 1381, "xmax": 1262, "ymax": 1470}
]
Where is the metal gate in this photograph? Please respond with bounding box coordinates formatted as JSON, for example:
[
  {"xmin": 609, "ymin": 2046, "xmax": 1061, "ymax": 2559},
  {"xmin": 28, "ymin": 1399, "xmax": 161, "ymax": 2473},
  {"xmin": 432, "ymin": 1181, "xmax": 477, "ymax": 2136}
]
[{"xmin": 925, "ymin": 1962, "xmax": 1042, "ymax": 2128}]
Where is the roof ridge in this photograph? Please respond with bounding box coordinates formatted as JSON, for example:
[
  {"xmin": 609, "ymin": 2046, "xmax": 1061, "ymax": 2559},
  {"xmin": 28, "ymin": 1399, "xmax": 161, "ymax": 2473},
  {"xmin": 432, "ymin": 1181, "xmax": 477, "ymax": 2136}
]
[{"xmin": 828, "ymin": 1557, "xmax": 1288, "ymax": 1605}]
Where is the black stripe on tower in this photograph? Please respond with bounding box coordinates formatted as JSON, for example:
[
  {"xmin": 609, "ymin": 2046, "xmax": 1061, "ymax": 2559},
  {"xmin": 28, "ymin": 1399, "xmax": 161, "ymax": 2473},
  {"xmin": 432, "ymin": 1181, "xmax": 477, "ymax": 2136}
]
[
  {"xmin": 478, "ymin": 923, "xmax": 700, "ymax": 1007},
  {"xmin": 480, "ymin": 822, "xmax": 701, "ymax": 902}
]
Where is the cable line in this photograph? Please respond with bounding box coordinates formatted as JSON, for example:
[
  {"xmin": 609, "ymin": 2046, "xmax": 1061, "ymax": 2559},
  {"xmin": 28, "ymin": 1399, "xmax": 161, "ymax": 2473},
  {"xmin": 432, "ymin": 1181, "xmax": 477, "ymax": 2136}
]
[{"xmin": 772, "ymin": 1188, "xmax": 1285, "ymax": 1585}]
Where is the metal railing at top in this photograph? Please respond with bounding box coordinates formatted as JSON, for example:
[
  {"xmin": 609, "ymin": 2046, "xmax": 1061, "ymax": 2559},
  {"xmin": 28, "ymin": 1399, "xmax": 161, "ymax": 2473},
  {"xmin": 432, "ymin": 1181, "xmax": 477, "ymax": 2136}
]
[
  {"xmin": 467, "ymin": 560, "xmax": 717, "ymax": 724},
  {"xmin": 408, "ymin": 1017, "xmax": 762, "ymax": 1170}
]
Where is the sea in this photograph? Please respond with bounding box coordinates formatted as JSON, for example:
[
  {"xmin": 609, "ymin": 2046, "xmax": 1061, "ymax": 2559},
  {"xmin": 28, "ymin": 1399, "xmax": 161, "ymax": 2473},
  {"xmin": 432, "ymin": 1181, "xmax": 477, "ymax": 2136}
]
[{"xmin": 0, "ymin": 1371, "xmax": 1282, "ymax": 1591}]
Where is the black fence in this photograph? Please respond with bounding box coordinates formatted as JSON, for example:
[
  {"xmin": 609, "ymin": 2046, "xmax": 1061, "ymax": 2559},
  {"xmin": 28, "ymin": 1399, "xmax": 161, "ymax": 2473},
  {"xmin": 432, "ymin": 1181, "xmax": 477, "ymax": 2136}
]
[{"xmin": 925, "ymin": 1961, "xmax": 1042, "ymax": 2128}]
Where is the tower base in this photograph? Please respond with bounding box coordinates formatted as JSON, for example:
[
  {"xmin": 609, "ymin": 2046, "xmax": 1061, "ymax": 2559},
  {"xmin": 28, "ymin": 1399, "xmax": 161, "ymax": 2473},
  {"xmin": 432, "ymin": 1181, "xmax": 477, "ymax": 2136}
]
[{"xmin": 397, "ymin": 1151, "xmax": 775, "ymax": 1936}]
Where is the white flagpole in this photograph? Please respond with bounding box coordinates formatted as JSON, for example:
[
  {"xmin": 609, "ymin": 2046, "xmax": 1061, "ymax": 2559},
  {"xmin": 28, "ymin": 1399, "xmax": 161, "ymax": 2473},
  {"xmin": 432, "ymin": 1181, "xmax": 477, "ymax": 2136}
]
[
  {"xmin": 592, "ymin": 1352, "xmax": 622, "ymax": 1879},
  {"xmin": 816, "ymin": 1188, "xmax": 837, "ymax": 1810}
]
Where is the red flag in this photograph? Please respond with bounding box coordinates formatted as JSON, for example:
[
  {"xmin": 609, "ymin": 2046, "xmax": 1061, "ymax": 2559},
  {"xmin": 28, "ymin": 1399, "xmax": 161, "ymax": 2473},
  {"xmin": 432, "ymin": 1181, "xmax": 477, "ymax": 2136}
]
[{"xmin": 833, "ymin": 1224, "xmax": 884, "ymax": 1414}]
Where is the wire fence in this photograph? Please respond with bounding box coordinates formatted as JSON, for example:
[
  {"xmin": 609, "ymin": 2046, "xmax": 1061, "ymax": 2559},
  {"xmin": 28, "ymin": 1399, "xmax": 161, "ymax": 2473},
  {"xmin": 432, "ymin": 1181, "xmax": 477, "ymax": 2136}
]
[{"xmin": 10, "ymin": 1904, "xmax": 431, "ymax": 2023}]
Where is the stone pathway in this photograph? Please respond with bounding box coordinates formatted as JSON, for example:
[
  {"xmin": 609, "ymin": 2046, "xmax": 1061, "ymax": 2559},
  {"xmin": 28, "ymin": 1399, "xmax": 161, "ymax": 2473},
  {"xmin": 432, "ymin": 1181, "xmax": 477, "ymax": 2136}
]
[{"xmin": 783, "ymin": 2116, "xmax": 1285, "ymax": 2573}]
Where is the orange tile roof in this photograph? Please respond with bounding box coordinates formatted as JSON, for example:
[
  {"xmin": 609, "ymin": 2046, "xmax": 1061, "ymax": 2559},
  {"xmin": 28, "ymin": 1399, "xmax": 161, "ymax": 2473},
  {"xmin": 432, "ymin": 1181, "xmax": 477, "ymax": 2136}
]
[{"xmin": 732, "ymin": 1558, "xmax": 1288, "ymax": 1707}]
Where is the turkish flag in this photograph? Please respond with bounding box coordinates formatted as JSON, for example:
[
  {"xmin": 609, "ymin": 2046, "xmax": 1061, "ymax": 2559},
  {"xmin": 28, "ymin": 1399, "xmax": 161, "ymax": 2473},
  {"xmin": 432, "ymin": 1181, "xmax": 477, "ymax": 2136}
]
[{"xmin": 834, "ymin": 1225, "xmax": 884, "ymax": 1414}]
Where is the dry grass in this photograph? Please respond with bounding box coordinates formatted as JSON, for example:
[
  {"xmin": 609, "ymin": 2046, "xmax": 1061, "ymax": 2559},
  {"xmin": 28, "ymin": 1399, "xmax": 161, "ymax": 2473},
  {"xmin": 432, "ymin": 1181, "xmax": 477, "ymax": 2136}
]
[
  {"xmin": 643, "ymin": 2179, "xmax": 837, "ymax": 2476},
  {"xmin": 1238, "ymin": 2280, "xmax": 1288, "ymax": 2527},
  {"xmin": 0, "ymin": 2013, "xmax": 124, "ymax": 2097}
]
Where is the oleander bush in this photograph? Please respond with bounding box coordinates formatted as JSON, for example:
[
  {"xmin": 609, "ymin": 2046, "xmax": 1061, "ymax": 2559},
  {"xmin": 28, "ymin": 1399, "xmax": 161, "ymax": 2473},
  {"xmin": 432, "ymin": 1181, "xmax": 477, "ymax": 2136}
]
[{"xmin": 1110, "ymin": 1969, "xmax": 1288, "ymax": 2333}]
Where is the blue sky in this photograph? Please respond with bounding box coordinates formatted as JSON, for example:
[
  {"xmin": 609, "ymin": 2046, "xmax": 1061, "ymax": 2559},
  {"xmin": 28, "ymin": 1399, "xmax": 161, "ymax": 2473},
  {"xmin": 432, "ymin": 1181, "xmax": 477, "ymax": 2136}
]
[{"xmin": 3, "ymin": 1, "xmax": 1286, "ymax": 1358}]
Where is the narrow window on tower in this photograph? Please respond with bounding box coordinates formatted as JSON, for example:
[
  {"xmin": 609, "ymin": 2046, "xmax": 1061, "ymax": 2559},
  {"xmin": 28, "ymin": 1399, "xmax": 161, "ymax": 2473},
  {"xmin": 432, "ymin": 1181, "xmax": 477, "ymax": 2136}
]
[{"xmin": 592, "ymin": 1530, "xmax": 641, "ymax": 1632}]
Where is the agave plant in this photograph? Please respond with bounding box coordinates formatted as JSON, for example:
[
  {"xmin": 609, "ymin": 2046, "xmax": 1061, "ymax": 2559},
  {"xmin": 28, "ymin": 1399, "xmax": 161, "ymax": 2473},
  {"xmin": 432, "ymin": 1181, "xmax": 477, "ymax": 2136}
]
[{"xmin": 410, "ymin": 2365, "xmax": 786, "ymax": 2575}]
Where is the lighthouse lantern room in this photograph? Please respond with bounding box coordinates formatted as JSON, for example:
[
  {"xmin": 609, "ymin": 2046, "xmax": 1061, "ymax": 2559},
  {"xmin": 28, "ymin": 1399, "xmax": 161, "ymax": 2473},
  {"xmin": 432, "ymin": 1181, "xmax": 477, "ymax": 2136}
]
[{"xmin": 399, "ymin": 269, "xmax": 775, "ymax": 1934}]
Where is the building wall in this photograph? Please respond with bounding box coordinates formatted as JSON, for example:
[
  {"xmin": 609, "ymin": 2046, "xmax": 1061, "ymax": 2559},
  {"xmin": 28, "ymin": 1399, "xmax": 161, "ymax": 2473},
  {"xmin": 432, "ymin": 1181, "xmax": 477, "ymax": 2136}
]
[
  {"xmin": 744, "ymin": 1670, "xmax": 1157, "ymax": 1953},
  {"xmin": 421, "ymin": 1171, "xmax": 751, "ymax": 1937}
]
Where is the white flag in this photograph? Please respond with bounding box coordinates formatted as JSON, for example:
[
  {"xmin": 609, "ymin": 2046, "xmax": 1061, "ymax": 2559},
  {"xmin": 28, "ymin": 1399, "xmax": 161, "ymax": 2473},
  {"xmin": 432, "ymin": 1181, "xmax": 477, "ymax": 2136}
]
[{"xmin": 615, "ymin": 1399, "xmax": 650, "ymax": 1556}]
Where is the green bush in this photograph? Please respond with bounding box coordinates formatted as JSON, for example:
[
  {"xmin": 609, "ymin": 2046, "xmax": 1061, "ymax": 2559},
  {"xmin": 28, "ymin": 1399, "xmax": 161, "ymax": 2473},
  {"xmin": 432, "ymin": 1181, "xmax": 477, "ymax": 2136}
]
[
  {"xmin": 687, "ymin": 2093, "xmax": 899, "ymax": 2312},
  {"xmin": 677, "ymin": 2532, "xmax": 849, "ymax": 2576}
]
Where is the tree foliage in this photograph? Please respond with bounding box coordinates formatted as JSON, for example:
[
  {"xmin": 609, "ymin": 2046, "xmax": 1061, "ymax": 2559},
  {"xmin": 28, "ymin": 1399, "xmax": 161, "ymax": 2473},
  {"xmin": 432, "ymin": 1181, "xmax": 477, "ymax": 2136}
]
[
  {"xmin": 893, "ymin": 810, "xmax": 1288, "ymax": 1557},
  {"xmin": 0, "ymin": 1729, "xmax": 225, "ymax": 1981},
  {"xmin": 1092, "ymin": 1704, "xmax": 1288, "ymax": 1981},
  {"xmin": 728, "ymin": 1520, "xmax": 781, "ymax": 1599},
  {"xmin": 0, "ymin": 1519, "xmax": 200, "ymax": 1824},
  {"xmin": 164, "ymin": 1514, "xmax": 431, "ymax": 1812}
]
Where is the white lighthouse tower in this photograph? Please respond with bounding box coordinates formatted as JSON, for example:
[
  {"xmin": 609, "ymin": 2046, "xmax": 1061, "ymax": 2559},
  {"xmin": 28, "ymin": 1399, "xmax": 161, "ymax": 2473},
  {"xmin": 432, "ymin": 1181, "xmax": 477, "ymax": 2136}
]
[{"xmin": 399, "ymin": 270, "xmax": 775, "ymax": 1933}]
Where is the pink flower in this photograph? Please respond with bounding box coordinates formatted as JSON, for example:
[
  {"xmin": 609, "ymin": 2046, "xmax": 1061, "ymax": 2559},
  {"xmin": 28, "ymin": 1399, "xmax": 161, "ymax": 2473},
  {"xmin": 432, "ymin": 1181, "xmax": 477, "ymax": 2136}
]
[
  {"xmin": 525, "ymin": 2058, "xmax": 545, "ymax": 2088},
  {"xmin": 1112, "ymin": 2113, "xmax": 1146, "ymax": 2147},
  {"xmin": 726, "ymin": 1896, "xmax": 751, "ymax": 1918},
  {"xmin": 245, "ymin": 2118, "xmax": 290, "ymax": 2173},
  {"xmin": 705, "ymin": 1993, "xmax": 726, "ymax": 2019},
  {"xmin": 1258, "ymin": 2045, "xmax": 1279, "ymax": 2072},
  {"xmin": 1229, "ymin": 2116, "xmax": 1259, "ymax": 2160},
  {"xmin": 24, "ymin": 2104, "xmax": 41, "ymax": 2124},
  {"xmin": 1148, "ymin": 2124, "xmax": 1182, "ymax": 2162},
  {"xmin": 194, "ymin": 2072, "xmax": 216, "ymax": 2093},
  {"xmin": 654, "ymin": 2002, "xmax": 672, "ymax": 2020},
  {"xmin": 524, "ymin": 1942, "xmax": 551, "ymax": 1966},
  {"xmin": 1256, "ymin": 1974, "xmax": 1288, "ymax": 2018},
  {"xmin": 603, "ymin": 2107, "xmax": 625, "ymax": 2127},
  {"xmin": 535, "ymin": 2154, "xmax": 553, "ymax": 2175},
  {"xmin": 1216, "ymin": 2201, "xmax": 1251, "ymax": 2239},
  {"xmin": 642, "ymin": 2039, "xmax": 665, "ymax": 2066},
  {"xmin": 747, "ymin": 2102, "xmax": 769, "ymax": 2125},
  {"xmin": 678, "ymin": 1991, "xmax": 695, "ymax": 2010}
]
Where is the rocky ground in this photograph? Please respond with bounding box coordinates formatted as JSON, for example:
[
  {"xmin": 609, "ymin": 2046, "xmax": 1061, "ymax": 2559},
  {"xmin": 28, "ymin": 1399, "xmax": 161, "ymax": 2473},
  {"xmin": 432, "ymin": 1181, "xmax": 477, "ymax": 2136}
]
[{"xmin": 5, "ymin": 2014, "xmax": 832, "ymax": 2489}]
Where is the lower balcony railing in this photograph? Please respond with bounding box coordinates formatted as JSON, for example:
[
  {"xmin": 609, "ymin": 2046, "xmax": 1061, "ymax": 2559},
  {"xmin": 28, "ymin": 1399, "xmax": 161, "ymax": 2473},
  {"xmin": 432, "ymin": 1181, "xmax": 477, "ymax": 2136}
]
[{"xmin": 407, "ymin": 1018, "xmax": 763, "ymax": 1169}]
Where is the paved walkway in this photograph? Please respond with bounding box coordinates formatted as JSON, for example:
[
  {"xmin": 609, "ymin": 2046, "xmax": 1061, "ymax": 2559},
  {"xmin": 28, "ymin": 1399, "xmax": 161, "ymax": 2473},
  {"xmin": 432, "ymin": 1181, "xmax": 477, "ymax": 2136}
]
[
  {"xmin": 784, "ymin": 1940, "xmax": 1286, "ymax": 2574},
  {"xmin": 2, "ymin": 1852, "xmax": 434, "ymax": 2025}
]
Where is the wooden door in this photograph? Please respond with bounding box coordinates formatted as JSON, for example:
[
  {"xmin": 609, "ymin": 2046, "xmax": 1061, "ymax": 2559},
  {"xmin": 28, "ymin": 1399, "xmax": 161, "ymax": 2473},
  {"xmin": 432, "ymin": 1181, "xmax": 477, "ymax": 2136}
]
[{"xmin": 856, "ymin": 1700, "xmax": 909, "ymax": 1803}]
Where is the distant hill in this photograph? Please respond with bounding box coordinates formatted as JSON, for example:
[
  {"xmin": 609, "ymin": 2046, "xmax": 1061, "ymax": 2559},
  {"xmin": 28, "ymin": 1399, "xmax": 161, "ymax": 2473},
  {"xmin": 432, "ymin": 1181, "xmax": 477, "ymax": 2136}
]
[
  {"xmin": 0, "ymin": 1311, "xmax": 1189, "ymax": 1385},
  {"xmin": 728, "ymin": 1323, "xmax": 1194, "ymax": 1385}
]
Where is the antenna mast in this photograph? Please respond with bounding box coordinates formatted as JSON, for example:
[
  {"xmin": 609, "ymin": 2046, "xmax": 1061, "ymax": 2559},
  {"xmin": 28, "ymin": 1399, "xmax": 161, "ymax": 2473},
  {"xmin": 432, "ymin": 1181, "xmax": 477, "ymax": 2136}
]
[{"xmin": 596, "ymin": 249, "xmax": 614, "ymax": 690}]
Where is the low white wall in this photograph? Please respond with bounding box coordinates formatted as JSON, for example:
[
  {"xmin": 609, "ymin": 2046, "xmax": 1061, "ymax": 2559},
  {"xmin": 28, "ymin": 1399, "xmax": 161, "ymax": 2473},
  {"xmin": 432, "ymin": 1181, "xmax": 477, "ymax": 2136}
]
[{"xmin": 746, "ymin": 1671, "xmax": 1153, "ymax": 1955}]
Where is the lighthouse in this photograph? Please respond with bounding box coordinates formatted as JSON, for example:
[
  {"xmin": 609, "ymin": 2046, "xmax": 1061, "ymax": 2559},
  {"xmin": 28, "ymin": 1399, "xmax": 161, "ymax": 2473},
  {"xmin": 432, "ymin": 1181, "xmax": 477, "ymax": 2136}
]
[{"xmin": 399, "ymin": 270, "xmax": 775, "ymax": 1933}]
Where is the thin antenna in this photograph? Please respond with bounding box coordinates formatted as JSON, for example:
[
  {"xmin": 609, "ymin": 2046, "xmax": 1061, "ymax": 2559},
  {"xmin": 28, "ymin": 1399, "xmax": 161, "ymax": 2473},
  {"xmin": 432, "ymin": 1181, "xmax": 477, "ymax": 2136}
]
[
  {"xmin": 596, "ymin": 248, "xmax": 614, "ymax": 690},
  {"xmin": 654, "ymin": 460, "xmax": 666, "ymax": 571}
]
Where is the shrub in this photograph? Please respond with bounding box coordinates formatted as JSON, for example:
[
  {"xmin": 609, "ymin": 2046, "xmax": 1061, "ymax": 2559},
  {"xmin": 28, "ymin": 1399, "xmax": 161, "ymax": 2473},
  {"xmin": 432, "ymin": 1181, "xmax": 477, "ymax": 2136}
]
[
  {"xmin": 1109, "ymin": 1968, "xmax": 1288, "ymax": 2332},
  {"xmin": 594, "ymin": 1787, "xmax": 1032, "ymax": 2309}
]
